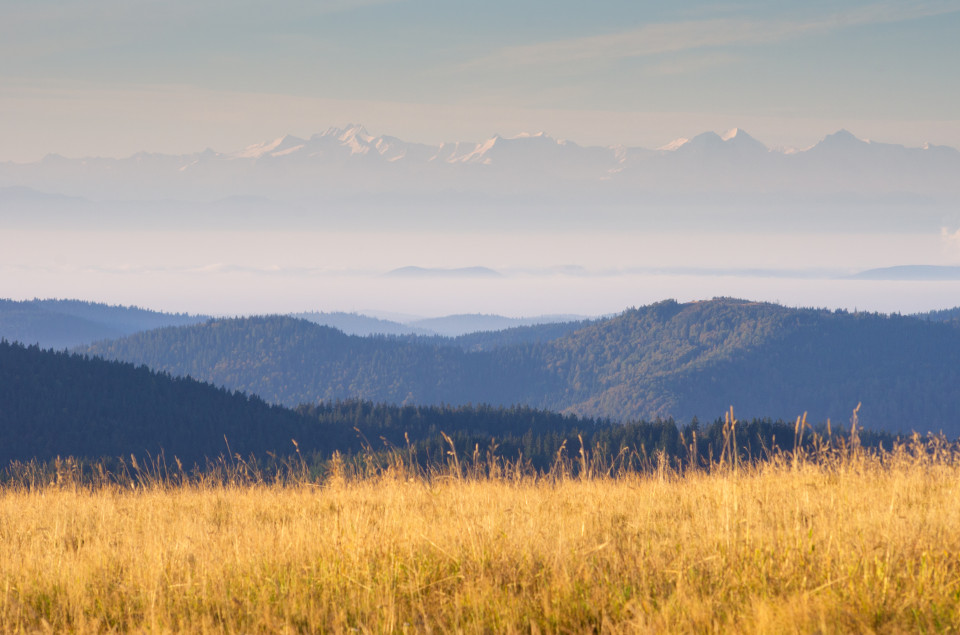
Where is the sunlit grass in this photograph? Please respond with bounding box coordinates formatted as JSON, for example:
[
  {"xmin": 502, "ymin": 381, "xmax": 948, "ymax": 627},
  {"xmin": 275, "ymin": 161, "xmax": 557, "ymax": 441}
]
[{"xmin": 3, "ymin": 438, "xmax": 960, "ymax": 632}]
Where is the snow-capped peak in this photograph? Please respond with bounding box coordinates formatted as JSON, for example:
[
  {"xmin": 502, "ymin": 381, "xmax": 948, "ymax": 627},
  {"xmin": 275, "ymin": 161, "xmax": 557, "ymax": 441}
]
[
  {"xmin": 658, "ymin": 137, "xmax": 690, "ymax": 151},
  {"xmin": 720, "ymin": 128, "xmax": 768, "ymax": 152},
  {"xmin": 323, "ymin": 124, "xmax": 376, "ymax": 156},
  {"xmin": 721, "ymin": 128, "xmax": 743, "ymax": 141},
  {"xmin": 232, "ymin": 134, "xmax": 306, "ymax": 159},
  {"xmin": 456, "ymin": 136, "xmax": 500, "ymax": 164},
  {"xmin": 337, "ymin": 124, "xmax": 373, "ymax": 143}
]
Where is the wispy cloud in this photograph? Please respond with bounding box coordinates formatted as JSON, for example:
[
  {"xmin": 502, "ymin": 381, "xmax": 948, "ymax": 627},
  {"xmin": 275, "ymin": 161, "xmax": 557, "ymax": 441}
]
[{"xmin": 462, "ymin": 2, "xmax": 960, "ymax": 72}]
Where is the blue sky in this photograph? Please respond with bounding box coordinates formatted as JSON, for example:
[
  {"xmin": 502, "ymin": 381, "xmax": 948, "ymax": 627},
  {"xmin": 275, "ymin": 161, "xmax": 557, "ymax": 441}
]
[{"xmin": 2, "ymin": 0, "xmax": 959, "ymax": 160}]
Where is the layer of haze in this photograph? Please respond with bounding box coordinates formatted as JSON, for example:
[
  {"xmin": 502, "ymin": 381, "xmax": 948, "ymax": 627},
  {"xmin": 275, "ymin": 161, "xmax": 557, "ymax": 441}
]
[{"xmin": 3, "ymin": 229, "xmax": 959, "ymax": 317}]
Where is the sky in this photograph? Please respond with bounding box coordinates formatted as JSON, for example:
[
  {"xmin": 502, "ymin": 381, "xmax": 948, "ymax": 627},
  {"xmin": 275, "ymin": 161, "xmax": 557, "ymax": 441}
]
[
  {"xmin": 2, "ymin": 0, "xmax": 960, "ymax": 162},
  {"xmin": 3, "ymin": 0, "xmax": 960, "ymax": 316}
]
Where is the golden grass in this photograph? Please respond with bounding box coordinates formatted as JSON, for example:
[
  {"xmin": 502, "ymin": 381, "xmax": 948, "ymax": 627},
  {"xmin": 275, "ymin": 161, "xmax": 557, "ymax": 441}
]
[{"xmin": 3, "ymin": 447, "xmax": 960, "ymax": 633}]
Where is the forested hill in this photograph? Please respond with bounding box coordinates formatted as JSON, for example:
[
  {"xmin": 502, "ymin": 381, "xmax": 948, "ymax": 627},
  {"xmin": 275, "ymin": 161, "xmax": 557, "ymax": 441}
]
[
  {"xmin": 81, "ymin": 300, "xmax": 960, "ymax": 436},
  {"xmin": 79, "ymin": 316, "xmax": 549, "ymax": 408},
  {"xmin": 0, "ymin": 340, "xmax": 307, "ymax": 465},
  {"xmin": 531, "ymin": 299, "xmax": 960, "ymax": 432},
  {"xmin": 0, "ymin": 339, "xmax": 615, "ymax": 466},
  {"xmin": 12, "ymin": 338, "xmax": 837, "ymax": 469},
  {"xmin": 0, "ymin": 299, "xmax": 207, "ymax": 349}
]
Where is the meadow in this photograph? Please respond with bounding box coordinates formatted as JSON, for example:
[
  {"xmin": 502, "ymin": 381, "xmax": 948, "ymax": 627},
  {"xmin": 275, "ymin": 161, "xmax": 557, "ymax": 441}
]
[{"xmin": 3, "ymin": 434, "xmax": 960, "ymax": 633}]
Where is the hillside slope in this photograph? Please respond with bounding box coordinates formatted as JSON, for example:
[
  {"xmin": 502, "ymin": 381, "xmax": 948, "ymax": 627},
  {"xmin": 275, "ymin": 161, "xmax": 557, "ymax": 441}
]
[
  {"xmin": 82, "ymin": 300, "xmax": 960, "ymax": 436},
  {"xmin": 81, "ymin": 316, "xmax": 550, "ymax": 408},
  {"xmin": 0, "ymin": 341, "xmax": 308, "ymax": 465},
  {"xmin": 542, "ymin": 300, "xmax": 960, "ymax": 433}
]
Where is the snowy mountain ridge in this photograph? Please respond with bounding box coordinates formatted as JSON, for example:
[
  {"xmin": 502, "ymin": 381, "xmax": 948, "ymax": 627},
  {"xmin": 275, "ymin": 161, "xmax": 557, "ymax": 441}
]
[{"xmin": 1, "ymin": 125, "xmax": 957, "ymax": 207}]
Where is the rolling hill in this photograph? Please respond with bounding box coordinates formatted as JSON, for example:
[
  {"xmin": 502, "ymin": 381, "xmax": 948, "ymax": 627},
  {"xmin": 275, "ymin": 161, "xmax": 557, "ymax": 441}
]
[
  {"xmin": 81, "ymin": 299, "xmax": 960, "ymax": 436},
  {"xmin": 80, "ymin": 316, "xmax": 543, "ymax": 408},
  {"xmin": 0, "ymin": 299, "xmax": 207, "ymax": 349},
  {"xmin": 5, "ymin": 339, "xmax": 734, "ymax": 469},
  {"xmin": 533, "ymin": 300, "xmax": 960, "ymax": 431}
]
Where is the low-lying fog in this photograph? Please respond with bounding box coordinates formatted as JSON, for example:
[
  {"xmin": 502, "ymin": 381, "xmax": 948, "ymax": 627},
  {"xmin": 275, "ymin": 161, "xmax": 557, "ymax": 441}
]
[{"xmin": 3, "ymin": 228, "xmax": 959, "ymax": 317}]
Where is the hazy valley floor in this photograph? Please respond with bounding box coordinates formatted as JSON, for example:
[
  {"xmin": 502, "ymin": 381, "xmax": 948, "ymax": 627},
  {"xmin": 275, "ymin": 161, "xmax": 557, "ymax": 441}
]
[{"xmin": 3, "ymin": 450, "xmax": 959, "ymax": 633}]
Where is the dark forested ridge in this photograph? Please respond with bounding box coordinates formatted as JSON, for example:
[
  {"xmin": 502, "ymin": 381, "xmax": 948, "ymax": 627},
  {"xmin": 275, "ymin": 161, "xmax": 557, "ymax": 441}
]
[
  {"xmin": 0, "ymin": 299, "xmax": 207, "ymax": 349},
  {"xmin": 1, "ymin": 337, "xmax": 538, "ymax": 464},
  {"xmin": 80, "ymin": 299, "xmax": 960, "ymax": 436},
  {"xmin": 0, "ymin": 340, "xmax": 306, "ymax": 465},
  {"xmin": 0, "ymin": 340, "xmax": 899, "ymax": 468}
]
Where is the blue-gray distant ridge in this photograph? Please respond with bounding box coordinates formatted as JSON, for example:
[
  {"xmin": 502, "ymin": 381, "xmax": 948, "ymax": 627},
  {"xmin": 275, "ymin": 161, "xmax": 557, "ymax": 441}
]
[
  {"xmin": 384, "ymin": 266, "xmax": 503, "ymax": 278},
  {"xmin": 849, "ymin": 265, "xmax": 960, "ymax": 281}
]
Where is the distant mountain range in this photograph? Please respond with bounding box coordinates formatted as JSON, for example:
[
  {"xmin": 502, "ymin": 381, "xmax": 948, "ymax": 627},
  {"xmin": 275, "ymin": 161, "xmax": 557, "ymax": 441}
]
[
  {"xmin": 384, "ymin": 266, "xmax": 503, "ymax": 279},
  {"xmin": 2, "ymin": 126, "xmax": 957, "ymax": 231},
  {"xmin": 80, "ymin": 298, "xmax": 960, "ymax": 437},
  {"xmin": 0, "ymin": 299, "xmax": 586, "ymax": 347},
  {"xmin": 294, "ymin": 310, "xmax": 587, "ymax": 338},
  {"xmin": 0, "ymin": 299, "xmax": 207, "ymax": 349},
  {"xmin": 292, "ymin": 311, "xmax": 433, "ymax": 337}
]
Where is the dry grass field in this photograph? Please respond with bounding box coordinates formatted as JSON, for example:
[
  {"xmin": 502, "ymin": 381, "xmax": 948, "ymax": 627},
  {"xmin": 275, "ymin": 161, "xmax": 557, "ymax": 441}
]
[{"xmin": 2, "ymin": 439, "xmax": 960, "ymax": 633}]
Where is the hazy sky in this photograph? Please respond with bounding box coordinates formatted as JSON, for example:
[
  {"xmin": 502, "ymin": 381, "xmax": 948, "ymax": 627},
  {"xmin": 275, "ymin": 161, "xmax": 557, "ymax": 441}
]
[
  {"xmin": 3, "ymin": 0, "xmax": 960, "ymax": 161},
  {"xmin": 4, "ymin": 1, "xmax": 960, "ymax": 316}
]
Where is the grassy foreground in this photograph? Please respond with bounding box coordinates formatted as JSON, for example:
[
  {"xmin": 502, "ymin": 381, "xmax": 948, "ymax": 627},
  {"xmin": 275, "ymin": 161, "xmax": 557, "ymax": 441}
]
[{"xmin": 3, "ymin": 444, "xmax": 960, "ymax": 633}]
